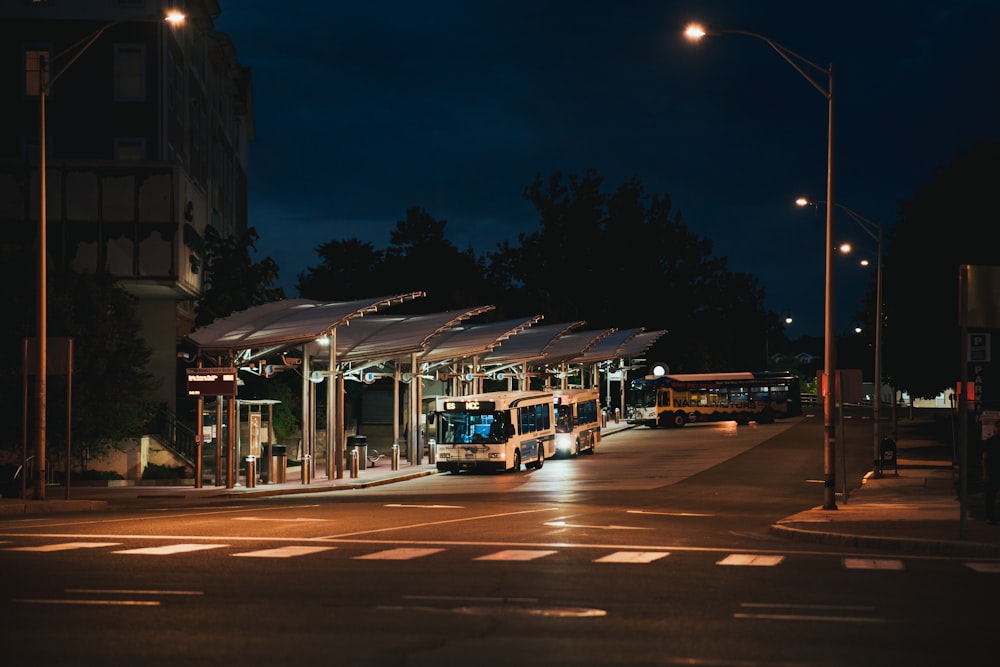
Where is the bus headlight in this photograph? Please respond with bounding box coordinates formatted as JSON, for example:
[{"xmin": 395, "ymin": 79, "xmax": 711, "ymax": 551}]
[{"xmin": 555, "ymin": 434, "xmax": 572, "ymax": 452}]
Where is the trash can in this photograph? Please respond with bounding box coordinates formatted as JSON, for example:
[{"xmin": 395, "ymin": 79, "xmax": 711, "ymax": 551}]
[
  {"xmin": 879, "ymin": 436, "xmax": 897, "ymax": 476},
  {"xmin": 270, "ymin": 444, "xmax": 287, "ymax": 484},
  {"xmin": 346, "ymin": 434, "xmax": 367, "ymax": 470}
]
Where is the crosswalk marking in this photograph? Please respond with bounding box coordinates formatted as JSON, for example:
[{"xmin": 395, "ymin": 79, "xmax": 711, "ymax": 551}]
[
  {"xmin": 232, "ymin": 546, "xmax": 336, "ymax": 558},
  {"xmin": 717, "ymin": 554, "xmax": 784, "ymax": 567},
  {"xmin": 113, "ymin": 544, "xmax": 227, "ymax": 555},
  {"xmin": 353, "ymin": 547, "xmax": 444, "ymax": 560},
  {"xmin": 3, "ymin": 539, "xmax": 999, "ymax": 573},
  {"xmin": 843, "ymin": 558, "xmax": 904, "ymax": 570},
  {"xmin": 474, "ymin": 549, "xmax": 557, "ymax": 561},
  {"xmin": 594, "ymin": 551, "xmax": 670, "ymax": 564},
  {"xmin": 5, "ymin": 541, "xmax": 121, "ymax": 552}
]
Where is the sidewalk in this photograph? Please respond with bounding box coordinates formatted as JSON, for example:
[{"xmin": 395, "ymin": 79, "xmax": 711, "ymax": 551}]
[{"xmin": 5, "ymin": 417, "xmax": 1000, "ymax": 558}]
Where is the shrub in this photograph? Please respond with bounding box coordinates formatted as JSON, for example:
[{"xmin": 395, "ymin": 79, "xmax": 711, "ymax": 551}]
[{"xmin": 142, "ymin": 462, "xmax": 189, "ymax": 480}]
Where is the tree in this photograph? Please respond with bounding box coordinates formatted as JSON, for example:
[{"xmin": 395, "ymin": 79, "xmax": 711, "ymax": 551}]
[
  {"xmin": 297, "ymin": 238, "xmax": 386, "ymax": 301},
  {"xmin": 195, "ymin": 226, "xmax": 284, "ymax": 327},
  {"xmin": 46, "ymin": 272, "xmax": 160, "ymax": 469},
  {"xmin": 882, "ymin": 140, "xmax": 1000, "ymax": 399},
  {"xmin": 496, "ymin": 170, "xmax": 769, "ymax": 372}
]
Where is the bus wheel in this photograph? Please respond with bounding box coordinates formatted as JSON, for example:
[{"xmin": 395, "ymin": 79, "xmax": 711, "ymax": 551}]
[
  {"xmin": 735, "ymin": 413, "xmax": 750, "ymax": 425},
  {"xmin": 532, "ymin": 447, "xmax": 545, "ymax": 470},
  {"xmin": 574, "ymin": 439, "xmax": 581, "ymax": 457},
  {"xmin": 672, "ymin": 411, "xmax": 686, "ymax": 428},
  {"xmin": 510, "ymin": 450, "xmax": 521, "ymax": 472},
  {"xmin": 757, "ymin": 409, "xmax": 774, "ymax": 424}
]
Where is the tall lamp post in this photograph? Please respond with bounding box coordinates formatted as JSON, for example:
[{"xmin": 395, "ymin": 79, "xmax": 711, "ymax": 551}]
[
  {"xmin": 31, "ymin": 11, "xmax": 184, "ymax": 500},
  {"xmin": 797, "ymin": 198, "xmax": 884, "ymax": 478},
  {"xmin": 685, "ymin": 23, "xmax": 838, "ymax": 509}
]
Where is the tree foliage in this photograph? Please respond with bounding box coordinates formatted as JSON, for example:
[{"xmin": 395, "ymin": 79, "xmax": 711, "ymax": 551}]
[
  {"xmin": 299, "ymin": 171, "xmax": 771, "ymax": 373},
  {"xmin": 195, "ymin": 226, "xmax": 284, "ymax": 327},
  {"xmin": 882, "ymin": 140, "xmax": 1000, "ymax": 398}
]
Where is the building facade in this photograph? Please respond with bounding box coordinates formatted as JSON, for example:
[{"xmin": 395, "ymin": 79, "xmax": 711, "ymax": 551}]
[{"xmin": 1, "ymin": 0, "xmax": 253, "ymax": 419}]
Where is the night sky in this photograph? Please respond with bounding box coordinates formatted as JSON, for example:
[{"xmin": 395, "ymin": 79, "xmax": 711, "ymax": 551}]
[{"xmin": 213, "ymin": 1, "xmax": 1000, "ymax": 338}]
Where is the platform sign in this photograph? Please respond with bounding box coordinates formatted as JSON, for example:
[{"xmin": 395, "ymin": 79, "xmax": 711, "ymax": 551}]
[{"xmin": 186, "ymin": 367, "xmax": 238, "ymax": 396}]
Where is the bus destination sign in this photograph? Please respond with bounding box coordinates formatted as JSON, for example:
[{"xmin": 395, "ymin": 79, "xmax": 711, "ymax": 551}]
[{"xmin": 186, "ymin": 367, "xmax": 238, "ymax": 396}]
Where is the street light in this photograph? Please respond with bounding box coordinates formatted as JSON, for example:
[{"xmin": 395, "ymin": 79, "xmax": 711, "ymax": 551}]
[
  {"xmin": 32, "ymin": 10, "xmax": 184, "ymax": 500},
  {"xmin": 685, "ymin": 22, "xmax": 838, "ymax": 509},
  {"xmin": 797, "ymin": 197, "xmax": 885, "ymax": 478}
]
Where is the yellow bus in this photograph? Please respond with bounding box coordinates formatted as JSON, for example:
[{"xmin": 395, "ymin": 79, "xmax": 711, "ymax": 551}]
[
  {"xmin": 430, "ymin": 391, "xmax": 555, "ymax": 473},
  {"xmin": 626, "ymin": 371, "xmax": 802, "ymax": 428},
  {"xmin": 552, "ymin": 388, "xmax": 601, "ymax": 456}
]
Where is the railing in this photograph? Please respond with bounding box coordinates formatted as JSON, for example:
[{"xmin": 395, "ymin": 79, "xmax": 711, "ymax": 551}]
[{"xmin": 149, "ymin": 407, "xmax": 199, "ymax": 466}]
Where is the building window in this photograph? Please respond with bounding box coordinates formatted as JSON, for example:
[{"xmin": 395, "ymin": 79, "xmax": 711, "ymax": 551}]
[
  {"xmin": 115, "ymin": 138, "xmax": 146, "ymax": 160},
  {"xmin": 114, "ymin": 44, "xmax": 145, "ymax": 101}
]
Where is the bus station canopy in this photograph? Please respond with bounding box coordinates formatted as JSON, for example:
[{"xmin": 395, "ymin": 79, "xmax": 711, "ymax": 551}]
[{"xmin": 184, "ymin": 295, "xmax": 666, "ymax": 373}]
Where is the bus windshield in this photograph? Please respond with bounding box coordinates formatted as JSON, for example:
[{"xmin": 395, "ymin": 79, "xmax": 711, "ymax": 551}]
[{"xmin": 436, "ymin": 410, "xmax": 507, "ymax": 444}]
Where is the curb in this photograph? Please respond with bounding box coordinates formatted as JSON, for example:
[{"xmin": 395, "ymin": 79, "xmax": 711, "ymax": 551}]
[{"xmin": 769, "ymin": 522, "xmax": 1000, "ymax": 558}]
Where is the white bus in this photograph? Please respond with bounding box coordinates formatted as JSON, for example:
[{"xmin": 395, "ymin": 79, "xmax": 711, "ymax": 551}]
[
  {"xmin": 430, "ymin": 391, "xmax": 555, "ymax": 473},
  {"xmin": 552, "ymin": 388, "xmax": 601, "ymax": 456}
]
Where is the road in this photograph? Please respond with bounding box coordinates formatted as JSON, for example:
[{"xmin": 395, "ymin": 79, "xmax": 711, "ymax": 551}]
[{"xmin": 1, "ymin": 410, "xmax": 995, "ymax": 666}]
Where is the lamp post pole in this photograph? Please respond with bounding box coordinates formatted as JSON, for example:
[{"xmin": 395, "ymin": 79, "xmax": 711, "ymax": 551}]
[
  {"xmin": 685, "ymin": 23, "xmax": 838, "ymax": 509},
  {"xmin": 797, "ymin": 198, "xmax": 884, "ymax": 478},
  {"xmin": 31, "ymin": 12, "xmax": 184, "ymax": 500}
]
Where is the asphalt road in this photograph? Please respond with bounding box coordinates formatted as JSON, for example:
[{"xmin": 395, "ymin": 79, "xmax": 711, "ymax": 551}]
[{"xmin": 2, "ymin": 410, "xmax": 995, "ymax": 666}]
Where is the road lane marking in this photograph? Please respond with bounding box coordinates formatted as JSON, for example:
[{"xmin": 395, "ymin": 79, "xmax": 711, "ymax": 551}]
[
  {"xmin": 354, "ymin": 547, "xmax": 444, "ymax": 560},
  {"xmin": 736, "ymin": 601, "xmax": 883, "ymax": 623},
  {"xmin": 965, "ymin": 562, "xmax": 1000, "ymax": 573},
  {"xmin": 384, "ymin": 504, "xmax": 464, "ymax": 509},
  {"xmin": 544, "ymin": 520, "xmax": 650, "ymax": 530},
  {"xmin": 717, "ymin": 554, "xmax": 784, "ymax": 566},
  {"xmin": 113, "ymin": 543, "xmax": 227, "ymax": 555},
  {"xmin": 5, "ymin": 541, "xmax": 121, "ymax": 552},
  {"xmin": 594, "ymin": 551, "xmax": 670, "ymax": 563},
  {"xmin": 319, "ymin": 507, "xmax": 559, "ymax": 539},
  {"xmin": 625, "ymin": 510, "xmax": 715, "ymax": 516},
  {"xmin": 232, "ymin": 517, "xmax": 329, "ymax": 522},
  {"xmin": 843, "ymin": 557, "xmax": 904, "ymax": 570},
  {"xmin": 66, "ymin": 589, "xmax": 203, "ymax": 595},
  {"xmin": 474, "ymin": 549, "xmax": 557, "ymax": 561},
  {"xmin": 14, "ymin": 598, "xmax": 160, "ymax": 606},
  {"xmin": 232, "ymin": 546, "xmax": 336, "ymax": 558}
]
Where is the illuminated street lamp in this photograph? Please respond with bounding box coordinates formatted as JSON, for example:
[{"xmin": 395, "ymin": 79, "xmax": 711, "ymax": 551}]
[
  {"xmin": 32, "ymin": 10, "xmax": 184, "ymax": 500},
  {"xmin": 797, "ymin": 197, "xmax": 885, "ymax": 478},
  {"xmin": 686, "ymin": 22, "xmax": 838, "ymax": 509}
]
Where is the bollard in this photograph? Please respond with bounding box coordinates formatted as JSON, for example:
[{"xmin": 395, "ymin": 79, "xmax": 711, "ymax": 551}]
[
  {"xmin": 614, "ymin": 407, "xmax": 620, "ymax": 424},
  {"xmin": 391, "ymin": 443, "xmax": 400, "ymax": 471},
  {"xmin": 245, "ymin": 456, "xmax": 256, "ymax": 489},
  {"xmin": 349, "ymin": 448, "xmax": 359, "ymax": 478},
  {"xmin": 301, "ymin": 454, "xmax": 311, "ymax": 485}
]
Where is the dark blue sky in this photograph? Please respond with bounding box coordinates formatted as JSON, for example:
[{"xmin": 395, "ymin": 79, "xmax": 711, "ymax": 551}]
[{"xmin": 214, "ymin": 1, "xmax": 999, "ymax": 338}]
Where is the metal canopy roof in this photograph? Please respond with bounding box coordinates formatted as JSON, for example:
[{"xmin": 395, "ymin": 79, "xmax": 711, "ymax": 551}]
[
  {"xmin": 478, "ymin": 321, "xmax": 586, "ymax": 365},
  {"xmin": 186, "ymin": 296, "xmax": 661, "ymax": 372},
  {"xmin": 327, "ymin": 306, "xmax": 495, "ymax": 363},
  {"xmin": 185, "ymin": 293, "xmax": 424, "ymax": 355},
  {"xmin": 417, "ymin": 315, "xmax": 544, "ymax": 364}
]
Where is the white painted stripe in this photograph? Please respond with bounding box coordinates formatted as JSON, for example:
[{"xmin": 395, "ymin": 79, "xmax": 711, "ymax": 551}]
[
  {"xmin": 544, "ymin": 521, "xmax": 649, "ymax": 530},
  {"xmin": 232, "ymin": 517, "xmax": 328, "ymax": 522},
  {"xmin": 5, "ymin": 542, "xmax": 121, "ymax": 552},
  {"xmin": 735, "ymin": 612, "xmax": 885, "ymax": 623},
  {"xmin": 741, "ymin": 602, "xmax": 875, "ymax": 611},
  {"xmin": 353, "ymin": 547, "xmax": 444, "ymax": 560},
  {"xmin": 384, "ymin": 504, "xmax": 464, "ymax": 508},
  {"xmin": 113, "ymin": 544, "xmax": 227, "ymax": 555},
  {"xmin": 66, "ymin": 589, "xmax": 203, "ymax": 596},
  {"xmin": 965, "ymin": 562, "xmax": 1000, "ymax": 573},
  {"xmin": 14, "ymin": 598, "xmax": 160, "ymax": 607},
  {"xmin": 844, "ymin": 557, "xmax": 904, "ymax": 570},
  {"xmin": 232, "ymin": 546, "xmax": 335, "ymax": 558},
  {"xmin": 594, "ymin": 551, "xmax": 670, "ymax": 563},
  {"xmin": 718, "ymin": 554, "xmax": 785, "ymax": 566},
  {"xmin": 626, "ymin": 510, "xmax": 712, "ymax": 517},
  {"xmin": 474, "ymin": 549, "xmax": 558, "ymax": 561}
]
